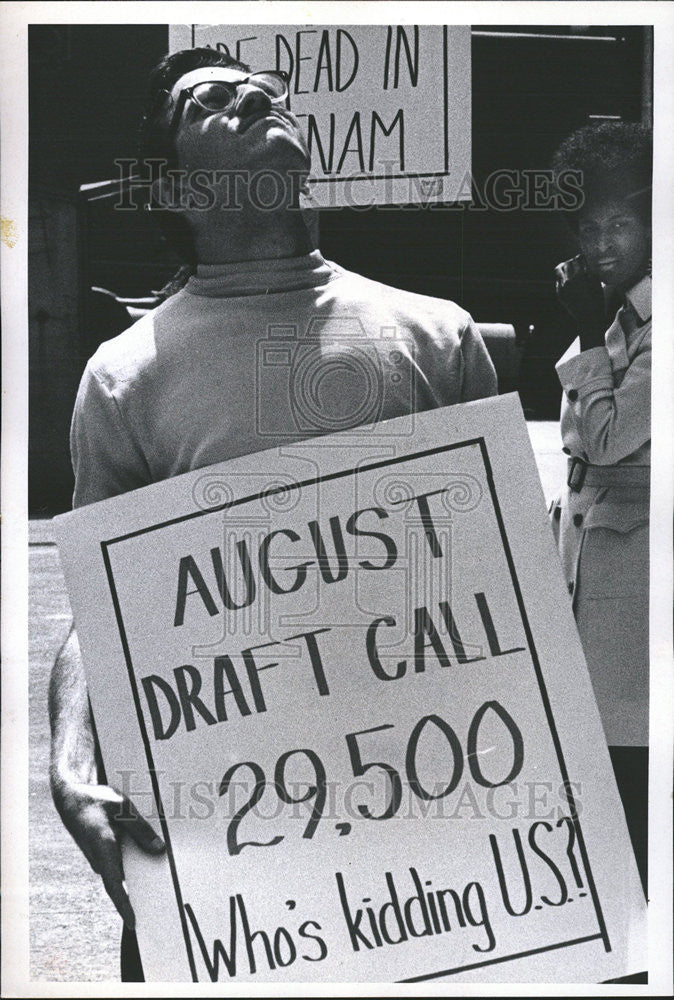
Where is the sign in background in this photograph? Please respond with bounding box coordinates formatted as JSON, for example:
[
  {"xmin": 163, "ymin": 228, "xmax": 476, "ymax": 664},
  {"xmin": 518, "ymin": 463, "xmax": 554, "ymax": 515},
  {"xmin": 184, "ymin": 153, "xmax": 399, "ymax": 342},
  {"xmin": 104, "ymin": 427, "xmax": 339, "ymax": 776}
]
[
  {"xmin": 169, "ymin": 24, "xmax": 471, "ymax": 207},
  {"xmin": 54, "ymin": 397, "xmax": 646, "ymax": 983}
]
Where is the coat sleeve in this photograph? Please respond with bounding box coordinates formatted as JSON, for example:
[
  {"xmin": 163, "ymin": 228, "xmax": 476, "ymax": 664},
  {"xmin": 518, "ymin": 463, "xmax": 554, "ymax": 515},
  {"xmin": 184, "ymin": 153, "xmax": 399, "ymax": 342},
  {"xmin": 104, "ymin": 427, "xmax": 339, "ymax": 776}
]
[
  {"xmin": 555, "ymin": 337, "xmax": 651, "ymax": 465},
  {"xmin": 70, "ymin": 363, "xmax": 153, "ymax": 508}
]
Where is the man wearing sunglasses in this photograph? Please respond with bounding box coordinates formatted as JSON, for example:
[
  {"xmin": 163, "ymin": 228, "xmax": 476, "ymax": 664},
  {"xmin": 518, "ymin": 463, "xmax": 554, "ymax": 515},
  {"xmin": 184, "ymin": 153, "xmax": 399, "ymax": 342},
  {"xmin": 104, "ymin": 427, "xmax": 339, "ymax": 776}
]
[{"xmin": 49, "ymin": 47, "xmax": 497, "ymax": 981}]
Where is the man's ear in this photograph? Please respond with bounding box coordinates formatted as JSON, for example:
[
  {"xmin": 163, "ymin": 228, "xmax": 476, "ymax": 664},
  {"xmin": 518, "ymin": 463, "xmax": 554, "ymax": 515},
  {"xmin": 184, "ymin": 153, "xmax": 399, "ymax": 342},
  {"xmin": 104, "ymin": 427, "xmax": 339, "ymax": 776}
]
[{"xmin": 149, "ymin": 174, "xmax": 185, "ymax": 212}]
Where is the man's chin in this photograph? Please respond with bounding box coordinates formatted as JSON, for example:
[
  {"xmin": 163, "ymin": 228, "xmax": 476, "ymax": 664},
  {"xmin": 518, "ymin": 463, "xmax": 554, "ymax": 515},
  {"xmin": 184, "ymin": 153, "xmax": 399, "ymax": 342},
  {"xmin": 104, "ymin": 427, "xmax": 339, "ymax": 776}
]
[{"xmin": 248, "ymin": 130, "xmax": 311, "ymax": 174}]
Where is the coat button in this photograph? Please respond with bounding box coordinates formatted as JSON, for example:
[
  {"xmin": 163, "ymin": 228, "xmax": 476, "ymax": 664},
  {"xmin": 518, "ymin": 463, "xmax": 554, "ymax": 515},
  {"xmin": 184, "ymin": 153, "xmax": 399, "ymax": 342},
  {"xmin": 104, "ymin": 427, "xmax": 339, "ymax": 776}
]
[
  {"xmin": 567, "ymin": 389, "xmax": 578, "ymax": 402},
  {"xmin": 568, "ymin": 581, "xmax": 574, "ymax": 594},
  {"xmin": 573, "ymin": 513, "xmax": 583, "ymax": 527}
]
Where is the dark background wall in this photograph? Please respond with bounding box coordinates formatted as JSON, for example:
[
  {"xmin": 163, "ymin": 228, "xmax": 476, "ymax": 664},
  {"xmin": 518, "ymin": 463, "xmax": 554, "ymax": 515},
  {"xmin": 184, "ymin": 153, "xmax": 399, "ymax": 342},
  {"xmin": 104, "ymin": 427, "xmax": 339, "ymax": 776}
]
[{"xmin": 28, "ymin": 24, "xmax": 650, "ymax": 515}]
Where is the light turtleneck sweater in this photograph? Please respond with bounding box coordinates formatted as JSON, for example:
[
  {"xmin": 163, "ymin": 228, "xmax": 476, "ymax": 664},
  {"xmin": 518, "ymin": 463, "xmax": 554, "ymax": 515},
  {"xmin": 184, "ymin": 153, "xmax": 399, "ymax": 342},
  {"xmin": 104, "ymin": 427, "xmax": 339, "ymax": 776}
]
[{"xmin": 71, "ymin": 251, "xmax": 497, "ymax": 508}]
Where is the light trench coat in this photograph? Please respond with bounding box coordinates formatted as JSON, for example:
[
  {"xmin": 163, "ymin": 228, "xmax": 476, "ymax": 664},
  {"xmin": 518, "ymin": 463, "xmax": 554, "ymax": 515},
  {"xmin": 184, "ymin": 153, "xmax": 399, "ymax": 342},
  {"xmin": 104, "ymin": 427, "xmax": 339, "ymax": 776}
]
[{"xmin": 549, "ymin": 275, "xmax": 651, "ymax": 747}]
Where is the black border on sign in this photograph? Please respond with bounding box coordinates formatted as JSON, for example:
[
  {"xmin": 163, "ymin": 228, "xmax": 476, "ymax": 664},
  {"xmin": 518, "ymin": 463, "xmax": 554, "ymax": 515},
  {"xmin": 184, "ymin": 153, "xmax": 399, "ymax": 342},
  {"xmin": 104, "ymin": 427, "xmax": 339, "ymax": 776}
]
[
  {"xmin": 100, "ymin": 437, "xmax": 610, "ymax": 983},
  {"xmin": 185, "ymin": 24, "xmax": 453, "ymax": 185}
]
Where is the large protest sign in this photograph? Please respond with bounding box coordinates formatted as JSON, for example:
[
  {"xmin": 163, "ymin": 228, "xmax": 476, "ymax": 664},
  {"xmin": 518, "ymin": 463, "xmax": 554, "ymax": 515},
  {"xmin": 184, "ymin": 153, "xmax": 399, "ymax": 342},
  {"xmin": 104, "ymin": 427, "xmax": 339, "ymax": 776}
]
[
  {"xmin": 169, "ymin": 24, "xmax": 471, "ymax": 207},
  {"xmin": 53, "ymin": 396, "xmax": 645, "ymax": 983}
]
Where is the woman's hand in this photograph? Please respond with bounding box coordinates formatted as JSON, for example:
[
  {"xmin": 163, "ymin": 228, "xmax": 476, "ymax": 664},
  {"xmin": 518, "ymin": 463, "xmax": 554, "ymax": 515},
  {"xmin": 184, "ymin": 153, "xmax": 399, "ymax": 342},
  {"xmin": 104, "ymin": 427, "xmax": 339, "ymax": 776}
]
[{"xmin": 555, "ymin": 256, "xmax": 607, "ymax": 349}]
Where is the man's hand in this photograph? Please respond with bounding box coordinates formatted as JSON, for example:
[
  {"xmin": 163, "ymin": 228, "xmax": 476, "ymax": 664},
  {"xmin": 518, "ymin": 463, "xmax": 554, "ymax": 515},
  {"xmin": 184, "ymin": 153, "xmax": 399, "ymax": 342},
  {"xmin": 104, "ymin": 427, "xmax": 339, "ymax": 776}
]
[
  {"xmin": 555, "ymin": 256, "xmax": 607, "ymax": 349},
  {"xmin": 52, "ymin": 775, "xmax": 165, "ymax": 929},
  {"xmin": 49, "ymin": 625, "xmax": 165, "ymax": 929}
]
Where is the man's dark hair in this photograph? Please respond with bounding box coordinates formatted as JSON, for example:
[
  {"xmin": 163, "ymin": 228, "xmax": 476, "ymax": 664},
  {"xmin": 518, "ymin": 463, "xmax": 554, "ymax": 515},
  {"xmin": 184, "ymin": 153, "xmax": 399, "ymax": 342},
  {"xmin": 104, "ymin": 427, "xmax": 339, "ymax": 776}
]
[
  {"xmin": 552, "ymin": 120, "xmax": 652, "ymax": 229},
  {"xmin": 138, "ymin": 47, "xmax": 250, "ymax": 267}
]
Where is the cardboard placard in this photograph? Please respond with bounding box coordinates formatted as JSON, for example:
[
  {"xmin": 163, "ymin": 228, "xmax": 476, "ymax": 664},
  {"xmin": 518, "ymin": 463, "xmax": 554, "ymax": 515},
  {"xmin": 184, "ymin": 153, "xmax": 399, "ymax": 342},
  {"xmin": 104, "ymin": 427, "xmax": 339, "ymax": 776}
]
[
  {"xmin": 169, "ymin": 24, "xmax": 471, "ymax": 207},
  {"xmin": 53, "ymin": 396, "xmax": 646, "ymax": 983}
]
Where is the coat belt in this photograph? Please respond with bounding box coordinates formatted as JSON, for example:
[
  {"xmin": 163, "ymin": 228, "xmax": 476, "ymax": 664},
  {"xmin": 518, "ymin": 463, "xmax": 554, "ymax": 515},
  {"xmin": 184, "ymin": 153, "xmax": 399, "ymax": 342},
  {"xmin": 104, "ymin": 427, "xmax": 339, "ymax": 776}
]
[{"xmin": 567, "ymin": 457, "xmax": 650, "ymax": 491}]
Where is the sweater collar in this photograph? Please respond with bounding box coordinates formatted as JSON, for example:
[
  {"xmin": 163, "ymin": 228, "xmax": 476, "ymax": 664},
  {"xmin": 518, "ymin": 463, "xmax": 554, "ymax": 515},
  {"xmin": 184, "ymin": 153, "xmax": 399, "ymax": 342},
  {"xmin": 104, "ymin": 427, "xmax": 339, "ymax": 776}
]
[{"xmin": 186, "ymin": 250, "xmax": 337, "ymax": 298}]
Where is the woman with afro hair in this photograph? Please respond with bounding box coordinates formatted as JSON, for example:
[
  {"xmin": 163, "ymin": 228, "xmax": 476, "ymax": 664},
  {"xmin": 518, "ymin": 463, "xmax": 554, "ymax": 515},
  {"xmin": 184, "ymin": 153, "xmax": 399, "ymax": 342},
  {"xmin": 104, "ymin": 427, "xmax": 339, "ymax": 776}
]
[{"xmin": 550, "ymin": 120, "xmax": 651, "ymax": 890}]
